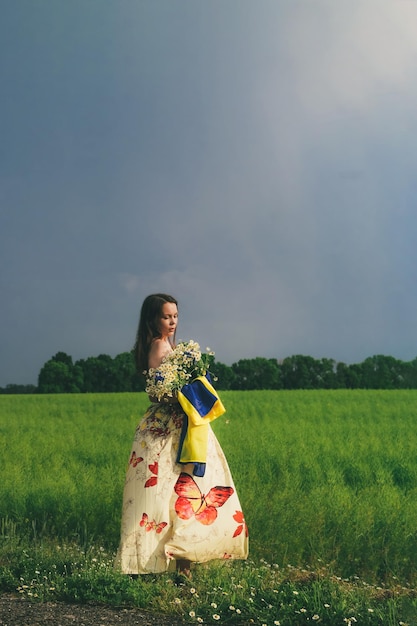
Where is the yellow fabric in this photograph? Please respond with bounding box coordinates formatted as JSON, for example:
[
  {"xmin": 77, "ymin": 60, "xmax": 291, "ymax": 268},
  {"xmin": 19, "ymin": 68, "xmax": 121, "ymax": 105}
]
[{"xmin": 177, "ymin": 375, "xmax": 226, "ymax": 463}]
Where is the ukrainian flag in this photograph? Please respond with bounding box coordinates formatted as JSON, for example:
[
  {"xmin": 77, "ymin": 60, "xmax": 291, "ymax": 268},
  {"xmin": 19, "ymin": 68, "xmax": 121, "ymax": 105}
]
[{"xmin": 177, "ymin": 374, "xmax": 225, "ymax": 476}]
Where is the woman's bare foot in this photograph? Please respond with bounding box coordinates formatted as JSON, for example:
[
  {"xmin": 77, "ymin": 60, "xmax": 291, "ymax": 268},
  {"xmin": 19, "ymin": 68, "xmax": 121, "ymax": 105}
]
[{"xmin": 176, "ymin": 559, "xmax": 192, "ymax": 580}]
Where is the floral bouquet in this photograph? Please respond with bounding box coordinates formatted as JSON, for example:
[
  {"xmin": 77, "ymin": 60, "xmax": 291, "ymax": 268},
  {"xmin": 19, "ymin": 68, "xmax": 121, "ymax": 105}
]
[{"xmin": 145, "ymin": 340, "xmax": 215, "ymax": 401}]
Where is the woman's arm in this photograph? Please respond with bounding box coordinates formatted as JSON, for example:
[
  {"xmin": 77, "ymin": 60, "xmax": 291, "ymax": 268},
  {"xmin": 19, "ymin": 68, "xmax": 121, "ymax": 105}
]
[
  {"xmin": 147, "ymin": 339, "xmax": 177, "ymax": 403},
  {"xmin": 148, "ymin": 338, "xmax": 172, "ymax": 369}
]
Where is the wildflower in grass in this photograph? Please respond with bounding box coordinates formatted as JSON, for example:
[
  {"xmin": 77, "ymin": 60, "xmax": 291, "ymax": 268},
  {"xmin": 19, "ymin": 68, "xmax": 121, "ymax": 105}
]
[
  {"xmin": 312, "ymin": 615, "xmax": 320, "ymax": 621},
  {"xmin": 213, "ymin": 614, "xmax": 220, "ymax": 620},
  {"xmin": 197, "ymin": 619, "xmax": 203, "ymax": 624},
  {"xmin": 189, "ymin": 611, "xmax": 196, "ymax": 617},
  {"xmin": 229, "ymin": 605, "xmax": 235, "ymax": 610},
  {"xmin": 274, "ymin": 622, "xmax": 281, "ymax": 625},
  {"xmin": 190, "ymin": 587, "xmax": 196, "ymax": 594},
  {"xmin": 324, "ymin": 604, "xmax": 330, "ymax": 608},
  {"xmin": 300, "ymin": 608, "xmax": 307, "ymax": 613},
  {"xmin": 174, "ymin": 597, "xmax": 181, "ymax": 604},
  {"xmin": 211, "ymin": 602, "xmax": 217, "ymax": 608}
]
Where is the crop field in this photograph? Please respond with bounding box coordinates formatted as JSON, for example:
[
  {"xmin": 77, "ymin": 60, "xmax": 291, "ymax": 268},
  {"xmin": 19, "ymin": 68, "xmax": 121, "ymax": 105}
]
[{"xmin": 1, "ymin": 390, "xmax": 417, "ymax": 624}]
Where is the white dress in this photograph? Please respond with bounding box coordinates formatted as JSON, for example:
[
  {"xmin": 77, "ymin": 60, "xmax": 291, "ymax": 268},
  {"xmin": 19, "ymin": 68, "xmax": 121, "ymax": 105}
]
[{"xmin": 115, "ymin": 401, "xmax": 248, "ymax": 574}]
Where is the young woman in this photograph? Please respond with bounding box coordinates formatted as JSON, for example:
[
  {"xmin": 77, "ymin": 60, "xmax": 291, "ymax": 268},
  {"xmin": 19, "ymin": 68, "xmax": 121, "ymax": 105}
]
[{"xmin": 115, "ymin": 293, "xmax": 248, "ymax": 578}]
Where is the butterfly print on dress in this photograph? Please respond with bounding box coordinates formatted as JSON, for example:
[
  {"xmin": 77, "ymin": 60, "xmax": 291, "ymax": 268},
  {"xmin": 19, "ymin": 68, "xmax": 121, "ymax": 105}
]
[
  {"xmin": 129, "ymin": 451, "xmax": 143, "ymax": 467},
  {"xmin": 233, "ymin": 510, "xmax": 249, "ymax": 538},
  {"xmin": 139, "ymin": 513, "xmax": 167, "ymax": 534},
  {"xmin": 145, "ymin": 461, "xmax": 158, "ymax": 488},
  {"xmin": 174, "ymin": 472, "xmax": 234, "ymax": 525}
]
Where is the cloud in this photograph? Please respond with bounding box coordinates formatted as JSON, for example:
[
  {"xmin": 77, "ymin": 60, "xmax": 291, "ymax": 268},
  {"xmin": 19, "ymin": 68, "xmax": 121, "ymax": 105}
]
[
  {"xmin": 284, "ymin": 1, "xmax": 417, "ymax": 115},
  {"xmin": 2, "ymin": 1, "xmax": 417, "ymax": 385}
]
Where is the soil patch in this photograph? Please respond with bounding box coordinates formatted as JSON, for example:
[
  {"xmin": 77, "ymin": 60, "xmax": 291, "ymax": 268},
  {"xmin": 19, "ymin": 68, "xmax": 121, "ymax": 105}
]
[{"xmin": 0, "ymin": 593, "xmax": 186, "ymax": 626}]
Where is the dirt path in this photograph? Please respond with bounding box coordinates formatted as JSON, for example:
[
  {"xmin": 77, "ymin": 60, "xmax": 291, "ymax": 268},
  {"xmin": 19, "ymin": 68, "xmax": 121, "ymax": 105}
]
[{"xmin": 0, "ymin": 593, "xmax": 186, "ymax": 626}]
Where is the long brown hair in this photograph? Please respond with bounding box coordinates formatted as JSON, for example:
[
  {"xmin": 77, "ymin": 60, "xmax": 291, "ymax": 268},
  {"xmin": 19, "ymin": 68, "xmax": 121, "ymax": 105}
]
[{"xmin": 133, "ymin": 293, "xmax": 178, "ymax": 374}]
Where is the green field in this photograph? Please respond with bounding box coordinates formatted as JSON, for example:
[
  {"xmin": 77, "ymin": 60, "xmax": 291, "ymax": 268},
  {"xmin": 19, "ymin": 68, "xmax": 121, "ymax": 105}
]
[{"xmin": 1, "ymin": 390, "xmax": 417, "ymax": 624}]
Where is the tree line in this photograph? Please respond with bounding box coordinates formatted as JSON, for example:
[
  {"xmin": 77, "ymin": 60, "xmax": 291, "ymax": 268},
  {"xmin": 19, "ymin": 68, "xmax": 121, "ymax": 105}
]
[{"xmin": 2, "ymin": 351, "xmax": 417, "ymax": 394}]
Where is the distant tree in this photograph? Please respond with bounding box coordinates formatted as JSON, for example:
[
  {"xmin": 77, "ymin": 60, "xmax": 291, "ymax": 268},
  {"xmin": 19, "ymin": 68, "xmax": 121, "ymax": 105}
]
[
  {"xmin": 231, "ymin": 357, "xmax": 282, "ymax": 390},
  {"xmin": 210, "ymin": 361, "xmax": 235, "ymax": 390},
  {"xmin": 76, "ymin": 355, "xmax": 115, "ymax": 392},
  {"xmin": 38, "ymin": 357, "xmax": 83, "ymax": 393},
  {"xmin": 74, "ymin": 352, "xmax": 144, "ymax": 393},
  {"xmin": 280, "ymin": 355, "xmax": 336, "ymax": 389},
  {"xmin": 0, "ymin": 384, "xmax": 37, "ymax": 394},
  {"xmin": 113, "ymin": 352, "xmax": 144, "ymax": 392},
  {"xmin": 401, "ymin": 358, "xmax": 417, "ymax": 389},
  {"xmin": 335, "ymin": 362, "xmax": 361, "ymax": 388},
  {"xmin": 281, "ymin": 355, "xmax": 315, "ymax": 389},
  {"xmin": 317, "ymin": 358, "xmax": 338, "ymax": 389},
  {"xmin": 360, "ymin": 355, "xmax": 406, "ymax": 389},
  {"xmin": 35, "ymin": 350, "xmax": 417, "ymax": 393},
  {"xmin": 51, "ymin": 351, "xmax": 74, "ymax": 366},
  {"xmin": 345, "ymin": 363, "xmax": 363, "ymax": 389}
]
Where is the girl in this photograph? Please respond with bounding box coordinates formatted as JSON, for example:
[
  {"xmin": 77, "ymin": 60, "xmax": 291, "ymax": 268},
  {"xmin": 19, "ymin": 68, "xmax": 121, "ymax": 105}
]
[{"xmin": 115, "ymin": 293, "xmax": 248, "ymax": 578}]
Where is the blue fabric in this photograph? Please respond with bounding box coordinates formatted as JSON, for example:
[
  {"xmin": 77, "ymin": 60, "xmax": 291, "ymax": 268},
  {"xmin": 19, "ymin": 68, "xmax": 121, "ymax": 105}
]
[{"xmin": 180, "ymin": 377, "xmax": 217, "ymax": 417}]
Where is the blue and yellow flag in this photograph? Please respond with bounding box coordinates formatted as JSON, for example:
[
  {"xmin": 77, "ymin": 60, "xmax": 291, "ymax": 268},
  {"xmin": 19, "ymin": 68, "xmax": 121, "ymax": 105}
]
[{"xmin": 177, "ymin": 374, "xmax": 225, "ymax": 476}]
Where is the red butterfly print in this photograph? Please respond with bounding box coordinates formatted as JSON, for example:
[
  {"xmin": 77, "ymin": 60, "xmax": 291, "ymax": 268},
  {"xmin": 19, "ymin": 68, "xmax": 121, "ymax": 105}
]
[
  {"xmin": 129, "ymin": 451, "xmax": 143, "ymax": 467},
  {"xmin": 145, "ymin": 461, "xmax": 158, "ymax": 488},
  {"xmin": 139, "ymin": 513, "xmax": 167, "ymax": 534},
  {"xmin": 174, "ymin": 472, "xmax": 234, "ymax": 525},
  {"xmin": 233, "ymin": 510, "xmax": 249, "ymax": 538}
]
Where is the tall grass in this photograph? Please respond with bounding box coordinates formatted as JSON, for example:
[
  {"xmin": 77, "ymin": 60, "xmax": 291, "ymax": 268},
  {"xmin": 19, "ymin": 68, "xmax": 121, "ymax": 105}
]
[
  {"xmin": 1, "ymin": 390, "xmax": 417, "ymax": 584},
  {"xmin": 218, "ymin": 390, "xmax": 417, "ymax": 582},
  {"xmin": 0, "ymin": 393, "xmax": 144, "ymax": 545}
]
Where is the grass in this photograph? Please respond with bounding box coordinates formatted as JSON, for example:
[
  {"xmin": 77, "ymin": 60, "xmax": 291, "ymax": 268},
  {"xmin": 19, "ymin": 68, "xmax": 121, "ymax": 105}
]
[
  {"xmin": 1, "ymin": 390, "xmax": 417, "ymax": 624},
  {"xmin": 217, "ymin": 390, "xmax": 417, "ymax": 582}
]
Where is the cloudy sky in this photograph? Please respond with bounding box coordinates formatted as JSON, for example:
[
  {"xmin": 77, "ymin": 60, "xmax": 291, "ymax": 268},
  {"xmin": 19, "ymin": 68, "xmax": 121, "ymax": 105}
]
[{"xmin": 1, "ymin": 0, "xmax": 417, "ymax": 386}]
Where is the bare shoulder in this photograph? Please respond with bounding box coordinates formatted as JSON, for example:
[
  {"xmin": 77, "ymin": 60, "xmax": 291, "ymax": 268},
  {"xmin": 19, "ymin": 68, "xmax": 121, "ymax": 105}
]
[{"xmin": 148, "ymin": 339, "xmax": 172, "ymax": 369}]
